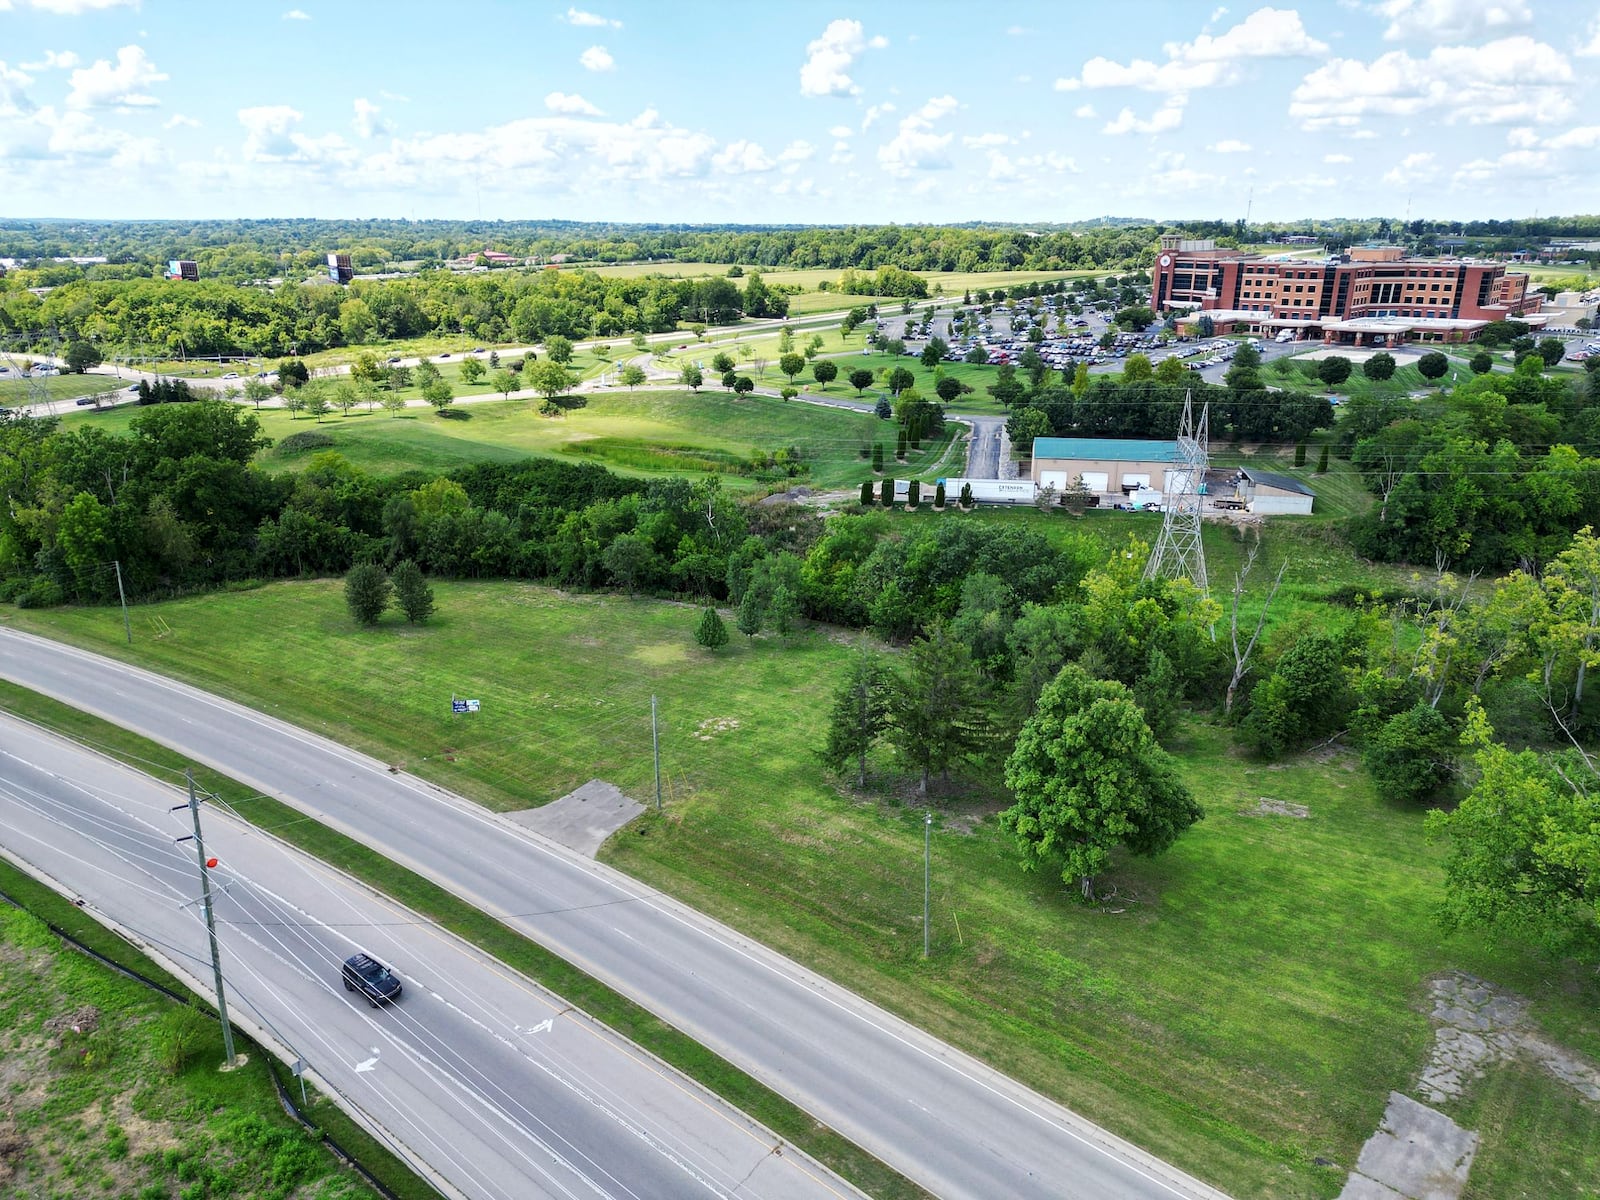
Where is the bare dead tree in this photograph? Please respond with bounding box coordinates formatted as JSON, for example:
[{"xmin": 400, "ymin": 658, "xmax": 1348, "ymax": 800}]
[{"xmin": 1225, "ymin": 542, "xmax": 1287, "ymax": 715}]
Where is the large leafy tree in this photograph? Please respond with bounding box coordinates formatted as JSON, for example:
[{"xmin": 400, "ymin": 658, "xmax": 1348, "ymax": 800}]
[
  {"xmin": 1429, "ymin": 705, "xmax": 1599, "ymax": 960},
  {"xmin": 1002, "ymin": 665, "xmax": 1202, "ymax": 900}
]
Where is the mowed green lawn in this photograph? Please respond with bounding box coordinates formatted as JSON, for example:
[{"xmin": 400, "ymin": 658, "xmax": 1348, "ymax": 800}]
[{"xmin": 6, "ymin": 580, "xmax": 1597, "ymax": 1200}]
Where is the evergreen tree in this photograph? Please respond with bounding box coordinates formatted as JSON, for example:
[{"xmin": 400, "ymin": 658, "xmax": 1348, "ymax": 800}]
[
  {"xmin": 1316, "ymin": 444, "xmax": 1329, "ymax": 473},
  {"xmin": 859, "ymin": 480, "xmax": 874, "ymax": 506},
  {"xmin": 694, "ymin": 606, "xmax": 728, "ymax": 650},
  {"xmin": 872, "ymin": 442, "xmax": 884, "ymax": 473},
  {"xmin": 822, "ymin": 651, "xmax": 892, "ymax": 788},
  {"xmin": 935, "ymin": 481, "xmax": 946, "ymax": 508},
  {"xmin": 889, "ymin": 622, "xmax": 990, "ymax": 794},
  {"xmin": 896, "ymin": 429, "xmax": 908, "ymax": 460},
  {"xmin": 880, "ymin": 478, "xmax": 893, "ymax": 507},
  {"xmin": 768, "ymin": 584, "xmax": 798, "ymax": 637},
  {"xmin": 390, "ymin": 559, "xmax": 435, "ymax": 623},
  {"xmin": 736, "ymin": 587, "xmax": 763, "ymax": 637}
]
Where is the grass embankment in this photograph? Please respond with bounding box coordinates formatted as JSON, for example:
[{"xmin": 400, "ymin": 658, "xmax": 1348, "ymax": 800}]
[
  {"xmin": 0, "ymin": 371, "xmax": 129, "ymax": 407},
  {"xmin": 0, "ymin": 678, "xmax": 930, "ymax": 1200},
  {"xmin": 0, "ymin": 852, "xmax": 407, "ymax": 1199},
  {"xmin": 5, "ymin": 573, "xmax": 1597, "ymax": 1200},
  {"xmin": 68, "ymin": 389, "xmax": 953, "ymax": 493}
]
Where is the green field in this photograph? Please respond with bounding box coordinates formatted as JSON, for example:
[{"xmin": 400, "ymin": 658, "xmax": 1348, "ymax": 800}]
[
  {"xmin": 0, "ymin": 370, "xmax": 130, "ymax": 407},
  {"xmin": 5, "ymin": 574, "xmax": 1597, "ymax": 1200}
]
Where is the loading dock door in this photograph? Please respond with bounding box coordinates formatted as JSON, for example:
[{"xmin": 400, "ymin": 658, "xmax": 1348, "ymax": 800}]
[
  {"xmin": 1080, "ymin": 472, "xmax": 1109, "ymax": 492},
  {"xmin": 1040, "ymin": 471, "xmax": 1068, "ymax": 490},
  {"xmin": 1121, "ymin": 473, "xmax": 1152, "ymax": 491}
]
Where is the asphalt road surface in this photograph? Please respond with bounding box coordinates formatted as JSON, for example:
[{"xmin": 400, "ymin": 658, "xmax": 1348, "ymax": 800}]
[
  {"xmin": 0, "ymin": 712, "xmax": 859, "ymax": 1200},
  {"xmin": 0, "ymin": 628, "xmax": 1233, "ymax": 1200}
]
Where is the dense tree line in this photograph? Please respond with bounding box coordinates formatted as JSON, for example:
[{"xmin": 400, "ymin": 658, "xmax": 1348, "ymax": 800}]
[{"xmin": 0, "ymin": 268, "xmax": 787, "ymax": 358}]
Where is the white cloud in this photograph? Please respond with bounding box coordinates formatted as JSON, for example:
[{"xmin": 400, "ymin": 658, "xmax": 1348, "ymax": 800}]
[
  {"xmin": 545, "ymin": 91, "xmax": 602, "ymax": 116},
  {"xmin": 799, "ymin": 18, "xmax": 885, "ymax": 98},
  {"xmin": 1376, "ymin": 0, "xmax": 1531, "ymax": 42},
  {"xmin": 1580, "ymin": 14, "xmax": 1600, "ymax": 57},
  {"xmin": 1006, "ymin": 24, "xmax": 1029, "ymax": 35},
  {"xmin": 1506, "ymin": 125, "xmax": 1538, "ymax": 147},
  {"xmin": 163, "ymin": 112, "xmax": 198, "ymax": 129},
  {"xmin": 0, "ymin": 0, "xmax": 137, "ymax": 11},
  {"xmin": 1545, "ymin": 124, "xmax": 1600, "ymax": 150},
  {"xmin": 65, "ymin": 45, "xmax": 166, "ymax": 108},
  {"xmin": 878, "ymin": 94, "xmax": 958, "ymax": 175},
  {"xmin": 829, "ymin": 139, "xmax": 853, "ymax": 164},
  {"xmin": 0, "ymin": 60, "xmax": 38, "ymax": 117},
  {"xmin": 1380, "ymin": 149, "xmax": 1435, "ymax": 186},
  {"xmin": 1452, "ymin": 147, "xmax": 1552, "ymax": 184},
  {"xmin": 963, "ymin": 131, "xmax": 1012, "ymax": 147},
  {"xmin": 238, "ymin": 104, "xmax": 353, "ymax": 164},
  {"xmin": 19, "ymin": 50, "xmax": 80, "ymax": 71},
  {"xmin": 564, "ymin": 6, "xmax": 620, "ymax": 27},
  {"xmin": 1056, "ymin": 7, "xmax": 1326, "ymax": 93},
  {"xmin": 714, "ymin": 139, "xmax": 774, "ymax": 173},
  {"xmin": 827, "ymin": 124, "xmax": 852, "ymax": 138},
  {"xmin": 579, "ymin": 45, "xmax": 614, "ymax": 72},
  {"xmin": 861, "ymin": 101, "xmax": 895, "ymax": 131},
  {"xmin": 282, "ymin": 8, "xmax": 310, "ymax": 19},
  {"xmin": 378, "ymin": 89, "xmax": 409, "ymax": 103},
  {"xmin": 352, "ymin": 96, "xmax": 390, "ymax": 138},
  {"xmin": 1208, "ymin": 138, "xmax": 1251, "ymax": 151},
  {"xmin": 1349, "ymin": 128, "xmax": 1379, "ymax": 138},
  {"xmin": 1210, "ymin": 5, "xmax": 1229, "ymax": 19},
  {"xmin": 778, "ymin": 139, "xmax": 815, "ymax": 163},
  {"xmin": 1015, "ymin": 74, "xmax": 1032, "ymax": 84},
  {"xmin": 1291, "ymin": 37, "xmax": 1574, "ymax": 128},
  {"xmin": 1102, "ymin": 96, "xmax": 1187, "ymax": 135},
  {"xmin": 1323, "ymin": 151, "xmax": 1353, "ymax": 162},
  {"xmin": 1073, "ymin": 103, "xmax": 1096, "ymax": 118}
]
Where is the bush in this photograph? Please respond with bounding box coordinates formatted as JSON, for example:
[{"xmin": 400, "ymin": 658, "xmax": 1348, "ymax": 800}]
[
  {"xmin": 694, "ymin": 606, "xmax": 728, "ymax": 649},
  {"xmin": 960, "ymin": 482, "xmax": 973, "ymax": 507},
  {"xmin": 859, "ymin": 481, "xmax": 874, "ymax": 506},
  {"xmin": 390, "ymin": 559, "xmax": 435, "ymax": 623},
  {"xmin": 17, "ymin": 577, "xmax": 66, "ymax": 609},
  {"xmin": 275, "ymin": 430, "xmax": 336, "ymax": 456},
  {"xmin": 935, "ymin": 481, "xmax": 946, "ymax": 508},
  {"xmin": 907, "ymin": 480, "xmax": 921, "ymax": 508},
  {"xmin": 1362, "ymin": 702, "xmax": 1456, "ymax": 804}
]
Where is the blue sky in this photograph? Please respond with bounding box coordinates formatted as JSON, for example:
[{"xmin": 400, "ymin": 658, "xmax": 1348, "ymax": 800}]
[{"xmin": 1, "ymin": 0, "xmax": 1596, "ymax": 223}]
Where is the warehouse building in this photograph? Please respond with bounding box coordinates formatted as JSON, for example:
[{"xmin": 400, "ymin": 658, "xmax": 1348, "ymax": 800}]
[
  {"xmin": 1230, "ymin": 468, "xmax": 1315, "ymax": 515},
  {"xmin": 1031, "ymin": 438, "xmax": 1180, "ymax": 501}
]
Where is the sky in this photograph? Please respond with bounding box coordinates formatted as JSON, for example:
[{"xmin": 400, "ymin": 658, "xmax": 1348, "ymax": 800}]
[{"xmin": 0, "ymin": 0, "xmax": 1597, "ymax": 225}]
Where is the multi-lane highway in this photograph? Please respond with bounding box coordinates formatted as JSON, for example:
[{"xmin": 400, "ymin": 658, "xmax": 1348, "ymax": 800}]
[
  {"xmin": 0, "ymin": 627, "xmax": 1232, "ymax": 1200},
  {"xmin": 0, "ymin": 711, "xmax": 859, "ymax": 1200}
]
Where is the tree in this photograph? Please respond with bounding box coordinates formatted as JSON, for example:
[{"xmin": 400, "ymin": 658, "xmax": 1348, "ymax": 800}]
[
  {"xmin": 243, "ymin": 378, "xmax": 273, "ymax": 410},
  {"xmin": 545, "ymin": 335, "xmax": 574, "ymax": 365},
  {"xmin": 880, "ymin": 478, "xmax": 893, "ymax": 507},
  {"xmin": 736, "ymin": 586, "xmax": 764, "ymax": 636},
  {"xmin": 421, "ymin": 377, "xmax": 454, "ymax": 413},
  {"xmin": 935, "ymin": 481, "xmax": 946, "ymax": 508},
  {"xmin": 850, "ymin": 368, "xmax": 874, "ymax": 395},
  {"xmin": 64, "ymin": 340, "xmax": 102, "ymax": 373},
  {"xmin": 920, "ymin": 337, "xmax": 949, "ymax": 368},
  {"xmin": 1121, "ymin": 353, "xmax": 1153, "ymax": 383},
  {"xmin": 988, "ymin": 364, "xmax": 1025, "ymax": 407},
  {"xmin": 887, "ymin": 366, "xmax": 916, "ymax": 395},
  {"xmin": 823, "ymin": 652, "xmax": 892, "ymax": 788},
  {"xmin": 526, "ymin": 360, "xmax": 575, "ymax": 403},
  {"xmin": 306, "ymin": 391, "xmax": 331, "ymax": 422},
  {"xmin": 1317, "ymin": 356, "xmax": 1353, "ymax": 387},
  {"xmin": 733, "ymin": 376, "xmax": 754, "ymax": 397},
  {"xmin": 872, "ymin": 442, "xmax": 884, "ymax": 473},
  {"xmin": 278, "ymin": 359, "xmax": 309, "ymax": 389},
  {"xmin": 1316, "ymin": 444, "xmax": 1329, "ymax": 473},
  {"xmin": 768, "ymin": 584, "xmax": 798, "ymax": 636},
  {"xmin": 489, "ymin": 369, "xmax": 517, "ymax": 398},
  {"xmin": 935, "ymin": 376, "xmax": 967, "ymax": 404},
  {"xmin": 620, "ymin": 364, "xmax": 647, "ymax": 390},
  {"xmin": 1002, "ymin": 665, "xmax": 1203, "ymax": 900},
  {"xmin": 1428, "ymin": 704, "xmax": 1600, "ymax": 959},
  {"xmin": 390, "ymin": 559, "xmax": 435, "ymax": 623},
  {"xmin": 344, "ymin": 562, "xmax": 391, "ymax": 626},
  {"xmin": 1417, "ymin": 351, "xmax": 1449, "ymax": 383},
  {"xmin": 1362, "ymin": 352, "xmax": 1396, "ymax": 381},
  {"xmin": 694, "ymin": 606, "xmax": 728, "ymax": 650},
  {"xmin": 603, "ymin": 533, "xmax": 659, "ymax": 596},
  {"xmin": 874, "ymin": 395, "xmax": 893, "ymax": 420},
  {"xmin": 382, "ymin": 391, "xmax": 407, "ymax": 417},
  {"xmin": 859, "ymin": 480, "xmax": 874, "ymax": 506},
  {"xmin": 812, "ymin": 360, "xmax": 838, "ymax": 390},
  {"xmin": 1363, "ymin": 701, "xmax": 1456, "ymax": 805},
  {"xmin": 458, "ymin": 357, "xmax": 486, "ymax": 385},
  {"xmin": 721, "ymin": 369, "xmax": 738, "ymax": 391},
  {"xmin": 1469, "ymin": 349, "xmax": 1493, "ymax": 375},
  {"xmin": 779, "ymin": 352, "xmax": 806, "ymax": 383},
  {"xmin": 711, "ymin": 352, "xmax": 736, "ymax": 375},
  {"xmin": 1538, "ymin": 337, "xmax": 1566, "ymax": 367},
  {"xmin": 679, "ymin": 364, "xmax": 704, "ymax": 392},
  {"xmin": 888, "ymin": 623, "xmax": 990, "ymax": 795}
]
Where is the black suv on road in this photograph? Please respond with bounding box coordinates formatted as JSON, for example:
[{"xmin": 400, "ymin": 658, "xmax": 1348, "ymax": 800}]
[{"xmin": 341, "ymin": 953, "xmax": 402, "ymax": 1006}]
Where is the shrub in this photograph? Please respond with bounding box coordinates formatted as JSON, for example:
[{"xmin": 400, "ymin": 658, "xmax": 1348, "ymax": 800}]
[
  {"xmin": 17, "ymin": 578, "xmax": 66, "ymax": 608},
  {"xmin": 344, "ymin": 562, "xmax": 391, "ymax": 625},
  {"xmin": 1362, "ymin": 702, "xmax": 1456, "ymax": 804},
  {"xmin": 694, "ymin": 606, "xmax": 728, "ymax": 649},
  {"xmin": 276, "ymin": 430, "xmax": 336, "ymax": 456},
  {"xmin": 860, "ymin": 481, "xmax": 874, "ymax": 506},
  {"xmin": 872, "ymin": 443, "xmax": 884, "ymax": 473},
  {"xmin": 960, "ymin": 482, "xmax": 973, "ymax": 507},
  {"xmin": 907, "ymin": 480, "xmax": 921, "ymax": 508},
  {"xmin": 880, "ymin": 478, "xmax": 893, "ymax": 507},
  {"xmin": 935, "ymin": 481, "xmax": 946, "ymax": 508}
]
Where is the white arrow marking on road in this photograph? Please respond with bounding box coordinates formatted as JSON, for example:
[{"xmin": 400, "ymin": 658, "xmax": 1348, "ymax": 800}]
[
  {"xmin": 527, "ymin": 1019, "xmax": 553, "ymax": 1035},
  {"xmin": 356, "ymin": 1048, "xmax": 380, "ymax": 1072}
]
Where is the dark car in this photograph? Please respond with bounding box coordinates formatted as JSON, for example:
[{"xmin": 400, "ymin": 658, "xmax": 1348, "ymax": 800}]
[{"xmin": 341, "ymin": 953, "xmax": 402, "ymax": 1006}]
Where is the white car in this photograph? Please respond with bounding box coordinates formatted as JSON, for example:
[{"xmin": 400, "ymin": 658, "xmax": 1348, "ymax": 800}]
[{"xmin": 221, "ymin": 371, "xmax": 240, "ymax": 379}]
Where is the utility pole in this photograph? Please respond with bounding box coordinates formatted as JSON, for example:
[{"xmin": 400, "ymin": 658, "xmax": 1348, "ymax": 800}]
[
  {"xmin": 112, "ymin": 560, "xmax": 131, "ymax": 644},
  {"xmin": 651, "ymin": 695, "xmax": 662, "ymax": 813},
  {"xmin": 173, "ymin": 770, "xmax": 237, "ymax": 1067},
  {"xmin": 923, "ymin": 811, "xmax": 932, "ymax": 959}
]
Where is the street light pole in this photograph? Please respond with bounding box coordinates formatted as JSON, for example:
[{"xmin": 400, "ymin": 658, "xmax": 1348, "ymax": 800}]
[{"xmin": 923, "ymin": 811, "xmax": 932, "ymax": 959}]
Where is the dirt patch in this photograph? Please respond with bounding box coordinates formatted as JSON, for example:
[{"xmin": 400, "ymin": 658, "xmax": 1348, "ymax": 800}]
[
  {"xmin": 1419, "ymin": 972, "xmax": 1600, "ymax": 1105},
  {"xmin": 1246, "ymin": 797, "xmax": 1310, "ymax": 819},
  {"xmin": 692, "ymin": 716, "xmax": 741, "ymax": 740}
]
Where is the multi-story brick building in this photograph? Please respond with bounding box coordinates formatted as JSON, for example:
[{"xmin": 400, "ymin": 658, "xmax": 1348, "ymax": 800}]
[{"xmin": 1151, "ymin": 237, "xmax": 1541, "ymax": 346}]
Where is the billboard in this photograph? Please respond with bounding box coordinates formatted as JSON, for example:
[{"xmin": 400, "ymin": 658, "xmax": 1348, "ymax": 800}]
[{"xmin": 327, "ymin": 253, "xmax": 353, "ymax": 284}]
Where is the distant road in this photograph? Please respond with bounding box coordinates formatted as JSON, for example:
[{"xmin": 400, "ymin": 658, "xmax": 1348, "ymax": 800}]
[
  {"xmin": 0, "ymin": 712, "xmax": 856, "ymax": 1200},
  {"xmin": 0, "ymin": 628, "xmax": 1233, "ymax": 1200}
]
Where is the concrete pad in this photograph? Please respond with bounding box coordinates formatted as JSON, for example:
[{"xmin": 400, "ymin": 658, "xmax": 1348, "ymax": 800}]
[
  {"xmin": 1338, "ymin": 1175, "xmax": 1407, "ymax": 1200},
  {"xmin": 508, "ymin": 779, "xmax": 643, "ymax": 857},
  {"xmin": 1347, "ymin": 1092, "xmax": 1478, "ymax": 1200}
]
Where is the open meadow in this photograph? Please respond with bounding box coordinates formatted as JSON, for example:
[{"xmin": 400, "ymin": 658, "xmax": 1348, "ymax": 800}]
[{"xmin": 5, "ymin": 565, "xmax": 1597, "ymax": 1200}]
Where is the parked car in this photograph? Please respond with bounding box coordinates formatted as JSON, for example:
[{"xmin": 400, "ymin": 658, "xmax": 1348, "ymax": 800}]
[
  {"xmin": 75, "ymin": 396, "xmax": 97, "ymax": 406},
  {"xmin": 221, "ymin": 371, "xmax": 239, "ymax": 379},
  {"xmin": 341, "ymin": 953, "xmax": 403, "ymax": 1006}
]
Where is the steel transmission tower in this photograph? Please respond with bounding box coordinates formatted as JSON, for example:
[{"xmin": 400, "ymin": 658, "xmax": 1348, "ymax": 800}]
[{"xmin": 1145, "ymin": 390, "xmax": 1210, "ymax": 594}]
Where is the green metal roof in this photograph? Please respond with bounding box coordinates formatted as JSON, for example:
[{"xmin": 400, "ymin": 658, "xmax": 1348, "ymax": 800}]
[{"xmin": 1032, "ymin": 438, "xmax": 1179, "ymax": 463}]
